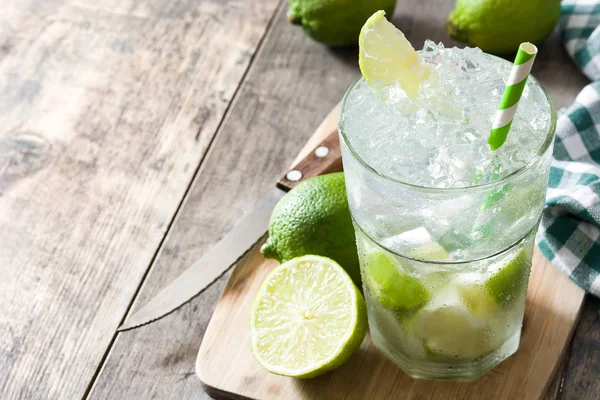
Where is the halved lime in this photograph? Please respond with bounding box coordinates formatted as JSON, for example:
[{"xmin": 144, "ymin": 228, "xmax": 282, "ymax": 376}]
[
  {"xmin": 250, "ymin": 255, "xmax": 367, "ymax": 378},
  {"xmin": 359, "ymin": 10, "xmax": 432, "ymax": 99},
  {"xmin": 363, "ymin": 251, "xmax": 430, "ymax": 311}
]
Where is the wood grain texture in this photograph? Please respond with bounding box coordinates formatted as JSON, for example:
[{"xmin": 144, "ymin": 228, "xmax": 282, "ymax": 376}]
[
  {"xmin": 0, "ymin": 0, "xmax": 279, "ymax": 398},
  {"xmin": 87, "ymin": 1, "xmax": 593, "ymax": 399},
  {"xmin": 543, "ymin": 296, "xmax": 600, "ymax": 400},
  {"xmin": 541, "ymin": 345, "xmax": 569, "ymax": 400},
  {"xmin": 558, "ymin": 295, "xmax": 600, "ymax": 400},
  {"xmin": 195, "ymin": 109, "xmax": 586, "ymax": 400},
  {"xmin": 86, "ymin": 5, "xmax": 357, "ymax": 400}
]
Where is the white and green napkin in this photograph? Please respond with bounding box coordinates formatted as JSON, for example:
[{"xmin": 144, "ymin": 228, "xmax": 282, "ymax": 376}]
[{"xmin": 536, "ymin": 0, "xmax": 600, "ymax": 296}]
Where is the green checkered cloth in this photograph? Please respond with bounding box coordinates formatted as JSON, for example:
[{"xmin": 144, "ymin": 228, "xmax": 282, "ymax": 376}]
[
  {"xmin": 536, "ymin": 0, "xmax": 600, "ymax": 296},
  {"xmin": 561, "ymin": 0, "xmax": 600, "ymax": 81}
]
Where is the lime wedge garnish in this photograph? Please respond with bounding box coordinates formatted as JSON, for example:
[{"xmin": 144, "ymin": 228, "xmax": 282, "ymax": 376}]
[
  {"xmin": 359, "ymin": 10, "xmax": 433, "ymax": 99},
  {"xmin": 363, "ymin": 251, "xmax": 430, "ymax": 311},
  {"xmin": 250, "ymin": 255, "xmax": 367, "ymax": 378}
]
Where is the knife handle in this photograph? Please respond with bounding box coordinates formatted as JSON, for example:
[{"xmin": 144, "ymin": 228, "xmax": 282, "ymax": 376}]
[{"xmin": 277, "ymin": 105, "xmax": 343, "ymax": 192}]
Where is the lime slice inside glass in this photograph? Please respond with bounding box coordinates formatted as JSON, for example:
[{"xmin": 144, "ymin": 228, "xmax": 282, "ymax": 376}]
[
  {"xmin": 456, "ymin": 272, "xmax": 500, "ymax": 318},
  {"xmin": 250, "ymin": 255, "xmax": 367, "ymax": 378},
  {"xmin": 413, "ymin": 288, "xmax": 497, "ymax": 360},
  {"xmin": 411, "ymin": 240, "xmax": 450, "ymax": 261},
  {"xmin": 485, "ymin": 248, "xmax": 530, "ymax": 307},
  {"xmin": 367, "ymin": 304, "xmax": 427, "ymax": 360},
  {"xmin": 458, "ymin": 248, "xmax": 530, "ymax": 316},
  {"xmin": 363, "ymin": 251, "xmax": 430, "ymax": 311}
]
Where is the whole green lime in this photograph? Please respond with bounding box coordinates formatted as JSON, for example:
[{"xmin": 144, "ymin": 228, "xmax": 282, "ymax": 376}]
[
  {"xmin": 288, "ymin": 0, "xmax": 396, "ymax": 47},
  {"xmin": 261, "ymin": 172, "xmax": 360, "ymax": 286},
  {"xmin": 446, "ymin": 0, "xmax": 560, "ymax": 55}
]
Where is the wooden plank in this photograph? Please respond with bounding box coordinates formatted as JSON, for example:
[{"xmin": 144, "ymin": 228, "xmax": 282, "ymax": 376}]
[
  {"xmin": 87, "ymin": 1, "xmax": 591, "ymax": 399},
  {"xmin": 0, "ymin": 0, "xmax": 280, "ymax": 398},
  {"xmin": 542, "ymin": 344, "xmax": 569, "ymax": 400},
  {"xmin": 195, "ymin": 109, "xmax": 586, "ymax": 400},
  {"xmin": 85, "ymin": 4, "xmax": 359, "ymax": 399},
  {"xmin": 558, "ymin": 295, "xmax": 600, "ymax": 400}
]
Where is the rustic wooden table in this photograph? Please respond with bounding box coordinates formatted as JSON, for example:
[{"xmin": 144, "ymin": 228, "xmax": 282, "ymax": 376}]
[{"xmin": 1, "ymin": 0, "xmax": 598, "ymax": 399}]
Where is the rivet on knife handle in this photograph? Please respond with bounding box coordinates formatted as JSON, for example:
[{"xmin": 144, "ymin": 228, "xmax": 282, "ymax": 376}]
[{"xmin": 277, "ymin": 129, "xmax": 343, "ymax": 192}]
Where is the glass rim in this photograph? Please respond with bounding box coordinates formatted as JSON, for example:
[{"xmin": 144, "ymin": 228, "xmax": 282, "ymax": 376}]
[
  {"xmin": 338, "ymin": 72, "xmax": 557, "ymax": 193},
  {"xmin": 354, "ymin": 216, "xmax": 539, "ymax": 265}
]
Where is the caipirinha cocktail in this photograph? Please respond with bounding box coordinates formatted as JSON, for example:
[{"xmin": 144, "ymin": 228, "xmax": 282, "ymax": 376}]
[{"xmin": 338, "ymin": 11, "xmax": 555, "ymax": 380}]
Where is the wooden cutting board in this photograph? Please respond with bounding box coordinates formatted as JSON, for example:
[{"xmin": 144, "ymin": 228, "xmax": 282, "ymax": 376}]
[{"xmin": 196, "ymin": 106, "xmax": 586, "ymax": 400}]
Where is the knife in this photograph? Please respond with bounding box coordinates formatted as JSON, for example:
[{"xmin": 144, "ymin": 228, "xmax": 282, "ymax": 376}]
[{"xmin": 119, "ymin": 105, "xmax": 342, "ymax": 331}]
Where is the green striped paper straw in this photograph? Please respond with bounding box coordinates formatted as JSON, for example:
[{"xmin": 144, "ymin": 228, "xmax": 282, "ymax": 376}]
[{"xmin": 488, "ymin": 43, "xmax": 538, "ymax": 151}]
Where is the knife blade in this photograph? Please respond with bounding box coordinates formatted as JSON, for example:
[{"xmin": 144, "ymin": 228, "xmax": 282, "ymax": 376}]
[{"xmin": 119, "ymin": 105, "xmax": 341, "ymax": 331}]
